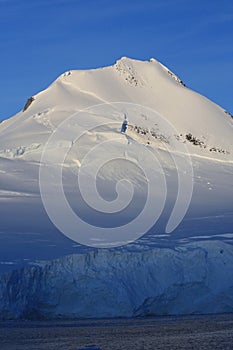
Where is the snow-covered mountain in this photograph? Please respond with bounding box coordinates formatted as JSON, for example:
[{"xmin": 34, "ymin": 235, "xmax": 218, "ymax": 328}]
[{"xmin": 0, "ymin": 57, "xmax": 232, "ymax": 318}]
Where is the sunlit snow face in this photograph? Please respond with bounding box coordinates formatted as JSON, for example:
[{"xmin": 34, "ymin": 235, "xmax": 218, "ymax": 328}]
[{"xmin": 39, "ymin": 102, "xmax": 193, "ymax": 248}]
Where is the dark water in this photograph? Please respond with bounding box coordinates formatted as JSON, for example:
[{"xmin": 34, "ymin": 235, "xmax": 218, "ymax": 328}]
[{"xmin": 0, "ymin": 314, "xmax": 233, "ymax": 350}]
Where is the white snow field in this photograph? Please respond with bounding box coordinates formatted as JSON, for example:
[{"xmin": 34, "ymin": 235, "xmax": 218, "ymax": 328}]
[{"xmin": 0, "ymin": 57, "xmax": 232, "ymax": 318}]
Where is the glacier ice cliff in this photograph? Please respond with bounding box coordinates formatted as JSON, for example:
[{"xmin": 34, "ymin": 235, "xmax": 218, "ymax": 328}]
[{"xmin": 0, "ymin": 240, "xmax": 233, "ymax": 319}]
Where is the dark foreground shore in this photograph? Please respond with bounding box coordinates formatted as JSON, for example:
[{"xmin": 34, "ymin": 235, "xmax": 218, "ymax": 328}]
[{"xmin": 0, "ymin": 314, "xmax": 233, "ymax": 350}]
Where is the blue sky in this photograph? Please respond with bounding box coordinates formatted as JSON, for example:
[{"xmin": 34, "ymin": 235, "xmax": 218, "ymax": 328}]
[{"xmin": 0, "ymin": 0, "xmax": 232, "ymax": 121}]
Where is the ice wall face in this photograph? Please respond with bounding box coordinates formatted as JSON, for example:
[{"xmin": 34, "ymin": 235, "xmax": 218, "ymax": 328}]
[{"xmin": 0, "ymin": 240, "xmax": 233, "ymax": 319}]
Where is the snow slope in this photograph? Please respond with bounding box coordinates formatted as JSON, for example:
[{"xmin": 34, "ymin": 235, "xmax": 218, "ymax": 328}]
[{"xmin": 0, "ymin": 57, "xmax": 232, "ymax": 318}]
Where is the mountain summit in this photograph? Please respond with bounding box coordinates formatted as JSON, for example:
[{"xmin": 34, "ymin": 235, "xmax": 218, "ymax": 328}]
[{"xmin": 1, "ymin": 57, "xmax": 232, "ymax": 159}]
